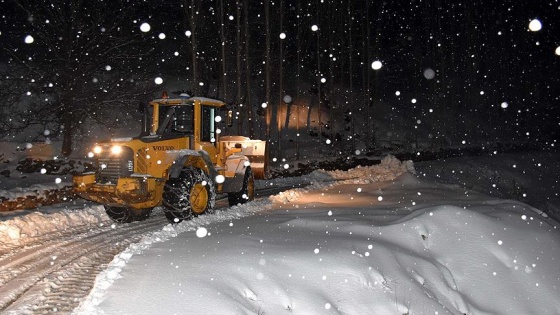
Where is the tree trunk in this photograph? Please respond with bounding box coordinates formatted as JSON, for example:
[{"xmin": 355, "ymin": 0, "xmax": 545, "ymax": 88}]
[
  {"xmin": 348, "ymin": 1, "xmax": 355, "ymax": 151},
  {"xmin": 220, "ymin": 0, "xmax": 227, "ymax": 101},
  {"xmin": 190, "ymin": 0, "xmax": 199, "ymax": 96},
  {"xmin": 236, "ymin": 0, "xmax": 242, "ymax": 134},
  {"xmin": 295, "ymin": 0, "xmax": 302, "ymax": 159},
  {"xmin": 363, "ymin": 0, "xmax": 371, "ymax": 149},
  {"xmin": 61, "ymin": 111, "xmax": 73, "ymax": 157},
  {"xmin": 244, "ymin": 0, "xmax": 254, "ymax": 138},
  {"xmin": 264, "ymin": 0, "xmax": 271, "ymax": 141},
  {"xmin": 316, "ymin": 0, "xmax": 322, "ymax": 136}
]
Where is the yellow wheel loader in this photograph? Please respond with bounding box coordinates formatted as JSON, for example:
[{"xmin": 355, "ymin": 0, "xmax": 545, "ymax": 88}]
[{"xmin": 73, "ymin": 94, "xmax": 266, "ymax": 223}]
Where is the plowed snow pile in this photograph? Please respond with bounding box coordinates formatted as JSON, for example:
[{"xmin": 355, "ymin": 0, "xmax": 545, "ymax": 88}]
[{"xmin": 76, "ymin": 155, "xmax": 560, "ymax": 315}]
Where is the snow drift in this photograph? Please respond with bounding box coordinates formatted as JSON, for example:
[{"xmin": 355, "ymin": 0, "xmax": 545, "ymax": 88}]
[{"xmin": 74, "ymin": 155, "xmax": 560, "ymax": 315}]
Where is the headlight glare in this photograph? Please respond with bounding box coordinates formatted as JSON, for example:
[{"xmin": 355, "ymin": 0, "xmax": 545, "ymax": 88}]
[{"xmin": 111, "ymin": 145, "xmax": 123, "ymax": 155}]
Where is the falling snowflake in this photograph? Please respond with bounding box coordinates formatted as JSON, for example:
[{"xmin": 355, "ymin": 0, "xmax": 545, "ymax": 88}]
[
  {"xmin": 423, "ymin": 68, "xmax": 435, "ymax": 79},
  {"xmin": 528, "ymin": 19, "xmax": 542, "ymax": 32},
  {"xmin": 140, "ymin": 22, "xmax": 151, "ymax": 33},
  {"xmin": 196, "ymin": 227, "xmax": 208, "ymax": 238}
]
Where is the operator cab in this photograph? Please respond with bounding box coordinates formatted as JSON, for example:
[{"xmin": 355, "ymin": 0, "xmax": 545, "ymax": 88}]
[{"xmin": 140, "ymin": 93, "xmax": 224, "ymax": 144}]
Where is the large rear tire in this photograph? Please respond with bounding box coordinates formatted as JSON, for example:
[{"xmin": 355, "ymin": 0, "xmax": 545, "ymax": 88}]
[
  {"xmin": 228, "ymin": 167, "xmax": 255, "ymax": 207},
  {"xmin": 105, "ymin": 206, "xmax": 153, "ymax": 223},
  {"xmin": 162, "ymin": 167, "xmax": 216, "ymax": 223}
]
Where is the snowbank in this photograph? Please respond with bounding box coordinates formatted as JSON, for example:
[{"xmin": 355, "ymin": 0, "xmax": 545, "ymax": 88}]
[
  {"xmin": 75, "ymin": 156, "xmax": 560, "ymax": 315},
  {"xmin": 0, "ymin": 205, "xmax": 110, "ymax": 251}
]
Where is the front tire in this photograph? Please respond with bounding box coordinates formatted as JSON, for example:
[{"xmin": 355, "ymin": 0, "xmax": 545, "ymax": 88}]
[
  {"xmin": 162, "ymin": 167, "xmax": 216, "ymax": 223},
  {"xmin": 228, "ymin": 167, "xmax": 255, "ymax": 206}
]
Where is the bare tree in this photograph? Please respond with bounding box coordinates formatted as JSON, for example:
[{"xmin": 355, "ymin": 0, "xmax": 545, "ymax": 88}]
[{"xmin": 2, "ymin": 0, "xmax": 157, "ymax": 156}]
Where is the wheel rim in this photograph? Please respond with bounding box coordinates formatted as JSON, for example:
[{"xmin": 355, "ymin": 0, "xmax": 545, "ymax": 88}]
[{"xmin": 190, "ymin": 183, "xmax": 209, "ymax": 214}]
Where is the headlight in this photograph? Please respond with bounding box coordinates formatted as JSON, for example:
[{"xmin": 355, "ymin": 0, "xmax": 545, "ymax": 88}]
[
  {"xmin": 111, "ymin": 145, "xmax": 123, "ymax": 155},
  {"xmin": 93, "ymin": 146, "xmax": 102, "ymax": 154}
]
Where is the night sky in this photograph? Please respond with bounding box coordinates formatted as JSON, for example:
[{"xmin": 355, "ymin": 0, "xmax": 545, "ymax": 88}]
[{"xmin": 0, "ymin": 0, "xmax": 558, "ymax": 154}]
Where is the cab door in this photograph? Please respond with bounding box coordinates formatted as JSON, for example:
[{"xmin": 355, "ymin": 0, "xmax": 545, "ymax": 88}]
[{"xmin": 200, "ymin": 105, "xmax": 219, "ymax": 163}]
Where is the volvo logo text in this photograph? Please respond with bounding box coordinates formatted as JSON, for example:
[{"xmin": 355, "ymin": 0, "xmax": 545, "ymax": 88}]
[{"xmin": 152, "ymin": 146, "xmax": 174, "ymax": 151}]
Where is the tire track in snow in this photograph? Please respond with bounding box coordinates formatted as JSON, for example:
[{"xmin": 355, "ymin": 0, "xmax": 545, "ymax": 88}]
[
  {"xmin": 0, "ymin": 213, "xmax": 168, "ymax": 314},
  {"xmin": 0, "ymin": 187, "xmax": 295, "ymax": 314}
]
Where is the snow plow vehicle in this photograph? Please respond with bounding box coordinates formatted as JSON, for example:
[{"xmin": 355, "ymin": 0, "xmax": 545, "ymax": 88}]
[{"xmin": 73, "ymin": 94, "xmax": 267, "ymax": 223}]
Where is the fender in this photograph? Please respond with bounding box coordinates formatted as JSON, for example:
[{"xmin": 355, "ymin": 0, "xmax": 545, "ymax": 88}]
[
  {"xmin": 168, "ymin": 150, "xmax": 217, "ymax": 180},
  {"xmin": 221, "ymin": 155, "xmax": 250, "ymax": 193}
]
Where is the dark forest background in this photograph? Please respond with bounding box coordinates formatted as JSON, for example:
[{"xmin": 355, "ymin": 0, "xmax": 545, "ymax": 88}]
[{"xmin": 1, "ymin": 0, "xmax": 558, "ymax": 160}]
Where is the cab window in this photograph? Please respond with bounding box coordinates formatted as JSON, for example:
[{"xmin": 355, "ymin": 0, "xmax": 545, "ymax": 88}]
[
  {"xmin": 173, "ymin": 106, "xmax": 194, "ymax": 133},
  {"xmin": 201, "ymin": 106, "xmax": 216, "ymax": 142}
]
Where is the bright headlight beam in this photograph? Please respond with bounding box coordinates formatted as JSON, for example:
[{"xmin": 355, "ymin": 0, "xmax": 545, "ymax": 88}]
[
  {"xmin": 111, "ymin": 145, "xmax": 122, "ymax": 155},
  {"xmin": 93, "ymin": 146, "xmax": 102, "ymax": 154}
]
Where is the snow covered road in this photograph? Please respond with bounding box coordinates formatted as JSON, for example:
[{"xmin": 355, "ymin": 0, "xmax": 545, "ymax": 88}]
[
  {"xmin": 0, "ymin": 210, "xmax": 169, "ymax": 314},
  {"xmin": 1, "ymin": 154, "xmax": 559, "ymax": 314},
  {"xmin": 0, "ymin": 183, "xmax": 309, "ymax": 314}
]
